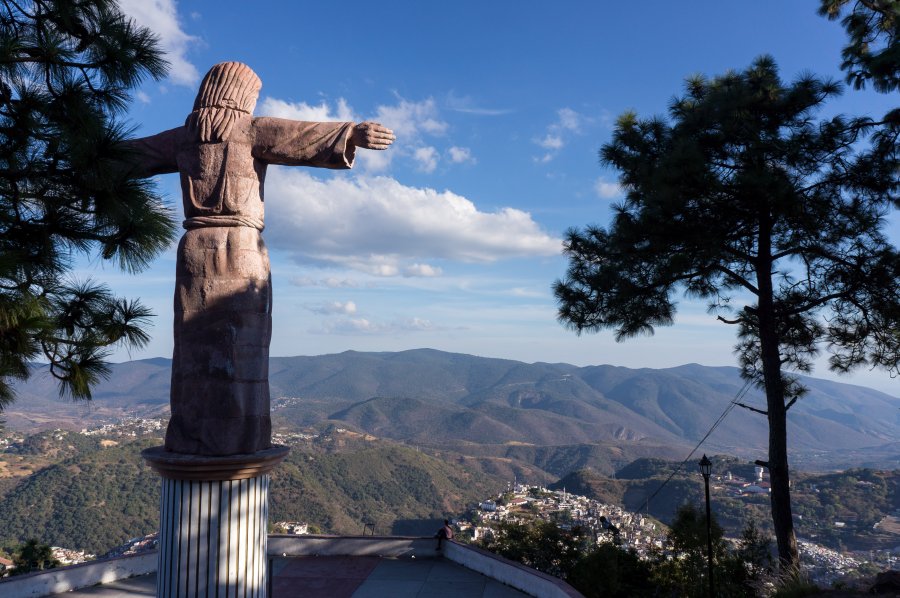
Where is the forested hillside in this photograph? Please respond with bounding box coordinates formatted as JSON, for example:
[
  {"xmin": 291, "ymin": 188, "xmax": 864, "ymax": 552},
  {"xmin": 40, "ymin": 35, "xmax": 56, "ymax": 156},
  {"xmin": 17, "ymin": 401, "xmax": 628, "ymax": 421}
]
[
  {"xmin": 2, "ymin": 350, "xmax": 898, "ymax": 555},
  {"xmin": 0, "ymin": 431, "xmax": 501, "ymax": 554},
  {"xmin": 1, "ymin": 428, "xmax": 897, "ymax": 554},
  {"xmin": 552, "ymin": 458, "xmax": 900, "ymax": 552},
  {"xmin": 0, "ymin": 435, "xmax": 159, "ymax": 554}
]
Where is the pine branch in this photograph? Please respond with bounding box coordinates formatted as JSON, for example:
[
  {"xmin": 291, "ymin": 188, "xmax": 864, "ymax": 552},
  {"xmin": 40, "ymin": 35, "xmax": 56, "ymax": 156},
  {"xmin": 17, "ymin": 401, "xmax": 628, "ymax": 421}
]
[{"xmin": 736, "ymin": 402, "xmax": 768, "ymax": 416}]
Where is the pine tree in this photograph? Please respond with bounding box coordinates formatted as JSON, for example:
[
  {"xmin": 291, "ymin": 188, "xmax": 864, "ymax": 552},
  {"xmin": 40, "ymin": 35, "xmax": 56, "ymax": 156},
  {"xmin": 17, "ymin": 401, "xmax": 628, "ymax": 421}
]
[
  {"xmin": 554, "ymin": 57, "xmax": 900, "ymax": 566},
  {"xmin": 819, "ymin": 0, "xmax": 900, "ymax": 93},
  {"xmin": 0, "ymin": 0, "xmax": 176, "ymax": 408},
  {"xmin": 11, "ymin": 538, "xmax": 59, "ymax": 574},
  {"xmin": 653, "ymin": 503, "xmax": 726, "ymax": 597}
]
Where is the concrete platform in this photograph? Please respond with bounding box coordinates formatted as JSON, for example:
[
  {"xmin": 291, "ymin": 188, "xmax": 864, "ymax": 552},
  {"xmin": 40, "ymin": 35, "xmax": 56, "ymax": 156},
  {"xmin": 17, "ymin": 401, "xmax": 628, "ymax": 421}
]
[
  {"xmin": 50, "ymin": 556, "xmax": 529, "ymax": 597},
  {"xmin": 45, "ymin": 573, "xmax": 155, "ymax": 596},
  {"xmin": 3, "ymin": 536, "xmax": 582, "ymax": 598}
]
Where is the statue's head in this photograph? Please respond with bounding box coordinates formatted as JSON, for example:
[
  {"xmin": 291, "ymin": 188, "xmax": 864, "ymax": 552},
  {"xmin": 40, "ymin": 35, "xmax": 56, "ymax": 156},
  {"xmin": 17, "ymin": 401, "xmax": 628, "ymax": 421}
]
[{"xmin": 186, "ymin": 62, "xmax": 262, "ymax": 143}]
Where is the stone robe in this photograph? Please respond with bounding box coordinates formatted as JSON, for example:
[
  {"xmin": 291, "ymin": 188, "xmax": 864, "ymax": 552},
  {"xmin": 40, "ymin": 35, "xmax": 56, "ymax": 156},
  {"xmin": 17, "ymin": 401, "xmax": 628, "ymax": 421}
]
[{"xmin": 130, "ymin": 116, "xmax": 355, "ymax": 455}]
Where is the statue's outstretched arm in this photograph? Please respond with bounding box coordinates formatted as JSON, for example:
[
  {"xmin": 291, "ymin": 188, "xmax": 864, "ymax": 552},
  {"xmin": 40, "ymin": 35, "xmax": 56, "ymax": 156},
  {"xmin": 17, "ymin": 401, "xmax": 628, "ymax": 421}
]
[
  {"xmin": 252, "ymin": 118, "xmax": 394, "ymax": 169},
  {"xmin": 123, "ymin": 127, "xmax": 181, "ymax": 177}
]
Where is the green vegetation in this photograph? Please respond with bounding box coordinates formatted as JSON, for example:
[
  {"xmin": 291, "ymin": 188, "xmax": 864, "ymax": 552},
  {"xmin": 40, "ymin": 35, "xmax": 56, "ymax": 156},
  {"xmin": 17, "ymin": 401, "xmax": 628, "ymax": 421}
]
[
  {"xmin": 566, "ymin": 543, "xmax": 655, "ymax": 598},
  {"xmin": 0, "ymin": 0, "xmax": 177, "ymax": 409},
  {"xmin": 0, "ymin": 422, "xmax": 896, "ymax": 563},
  {"xmin": 791, "ymin": 469, "xmax": 898, "ymax": 549},
  {"xmin": 478, "ymin": 506, "xmax": 773, "ymax": 597},
  {"xmin": 0, "ymin": 431, "xmax": 502, "ymax": 553},
  {"xmin": 480, "ymin": 520, "xmax": 588, "ymax": 579},
  {"xmin": 0, "ymin": 438, "xmax": 159, "ymax": 554},
  {"xmin": 270, "ymin": 441, "xmax": 496, "ymax": 536},
  {"xmin": 6, "ymin": 429, "xmax": 102, "ymax": 456},
  {"xmin": 650, "ymin": 504, "xmax": 755, "ymax": 597},
  {"xmin": 819, "ymin": 0, "xmax": 900, "ymax": 93},
  {"xmin": 9, "ymin": 539, "xmax": 59, "ymax": 575},
  {"xmin": 551, "ymin": 461, "xmax": 900, "ymax": 554}
]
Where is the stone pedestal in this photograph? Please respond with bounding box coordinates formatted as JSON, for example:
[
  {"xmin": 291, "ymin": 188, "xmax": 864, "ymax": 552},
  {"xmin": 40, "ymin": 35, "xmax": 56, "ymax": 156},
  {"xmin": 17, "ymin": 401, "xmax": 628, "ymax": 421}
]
[{"xmin": 143, "ymin": 446, "xmax": 289, "ymax": 598}]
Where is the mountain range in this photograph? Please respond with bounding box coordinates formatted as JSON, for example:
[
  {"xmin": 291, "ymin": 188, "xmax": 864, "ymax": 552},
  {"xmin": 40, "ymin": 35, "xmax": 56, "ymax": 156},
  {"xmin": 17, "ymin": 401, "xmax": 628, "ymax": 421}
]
[{"xmin": 7, "ymin": 349, "xmax": 899, "ymax": 471}]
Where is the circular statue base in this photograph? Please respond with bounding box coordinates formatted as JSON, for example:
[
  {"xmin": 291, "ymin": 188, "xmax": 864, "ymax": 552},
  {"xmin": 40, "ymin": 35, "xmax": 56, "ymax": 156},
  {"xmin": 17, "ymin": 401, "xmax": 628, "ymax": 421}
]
[{"xmin": 141, "ymin": 445, "xmax": 289, "ymax": 481}]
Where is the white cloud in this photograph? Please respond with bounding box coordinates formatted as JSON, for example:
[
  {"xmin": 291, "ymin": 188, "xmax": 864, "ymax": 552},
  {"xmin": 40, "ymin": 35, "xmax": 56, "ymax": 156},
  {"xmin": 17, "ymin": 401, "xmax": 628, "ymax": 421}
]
[
  {"xmin": 260, "ymin": 95, "xmax": 457, "ymax": 174},
  {"xmin": 355, "ymin": 260, "xmax": 399, "ymax": 277},
  {"xmin": 135, "ymin": 90, "xmax": 151, "ymax": 104},
  {"xmin": 537, "ymin": 135, "xmax": 564, "ymax": 150},
  {"xmin": 374, "ymin": 98, "xmax": 447, "ymax": 139},
  {"xmin": 403, "ymin": 263, "xmax": 442, "ymax": 278},
  {"xmin": 357, "ymin": 149, "xmax": 394, "ymax": 173},
  {"xmin": 291, "ymin": 277, "xmax": 363, "ymax": 288},
  {"xmin": 447, "ymin": 146, "xmax": 475, "ymax": 164},
  {"xmin": 400, "ymin": 317, "xmax": 436, "ymax": 331},
  {"xmin": 258, "ymin": 97, "xmax": 357, "ymax": 122},
  {"xmin": 376, "ymin": 100, "xmax": 448, "ymax": 173},
  {"xmin": 119, "ymin": 0, "xmax": 199, "ymax": 87},
  {"xmin": 307, "ymin": 300, "xmax": 357, "ymax": 315},
  {"xmin": 446, "ymin": 92, "xmax": 513, "ymax": 116},
  {"xmin": 413, "ymin": 146, "xmax": 439, "ymax": 173},
  {"xmin": 511, "ymin": 287, "xmax": 547, "ymax": 298},
  {"xmin": 533, "ymin": 107, "xmax": 591, "ymax": 162},
  {"xmin": 557, "ymin": 107, "xmax": 583, "ymax": 131},
  {"xmin": 318, "ymin": 317, "xmax": 380, "ymax": 334},
  {"xmin": 314, "ymin": 316, "xmax": 438, "ymax": 335},
  {"xmin": 594, "ymin": 176, "xmax": 622, "ymax": 199},
  {"xmin": 265, "ymin": 170, "xmax": 561, "ymax": 275}
]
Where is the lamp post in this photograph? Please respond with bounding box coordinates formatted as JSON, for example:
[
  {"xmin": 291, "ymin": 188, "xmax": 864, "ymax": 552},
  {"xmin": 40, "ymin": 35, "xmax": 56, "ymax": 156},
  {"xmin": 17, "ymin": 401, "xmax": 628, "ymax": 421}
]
[{"xmin": 699, "ymin": 454, "xmax": 714, "ymax": 598}]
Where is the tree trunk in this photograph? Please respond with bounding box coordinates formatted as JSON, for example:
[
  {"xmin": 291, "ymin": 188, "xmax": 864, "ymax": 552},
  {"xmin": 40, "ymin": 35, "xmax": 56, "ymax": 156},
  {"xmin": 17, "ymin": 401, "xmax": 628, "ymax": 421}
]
[
  {"xmin": 756, "ymin": 239, "xmax": 800, "ymax": 568},
  {"xmin": 760, "ymin": 334, "xmax": 799, "ymax": 567}
]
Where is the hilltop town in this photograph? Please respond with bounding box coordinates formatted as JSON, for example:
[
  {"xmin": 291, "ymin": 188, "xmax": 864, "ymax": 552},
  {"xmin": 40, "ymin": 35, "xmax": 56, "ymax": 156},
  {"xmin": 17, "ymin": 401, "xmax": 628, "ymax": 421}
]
[{"xmin": 461, "ymin": 482, "xmax": 896, "ymax": 587}]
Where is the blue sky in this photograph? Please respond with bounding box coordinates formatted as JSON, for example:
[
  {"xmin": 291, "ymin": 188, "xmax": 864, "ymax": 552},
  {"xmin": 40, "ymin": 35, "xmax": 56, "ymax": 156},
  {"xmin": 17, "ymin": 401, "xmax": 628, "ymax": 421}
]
[{"xmin": 92, "ymin": 1, "xmax": 899, "ymax": 396}]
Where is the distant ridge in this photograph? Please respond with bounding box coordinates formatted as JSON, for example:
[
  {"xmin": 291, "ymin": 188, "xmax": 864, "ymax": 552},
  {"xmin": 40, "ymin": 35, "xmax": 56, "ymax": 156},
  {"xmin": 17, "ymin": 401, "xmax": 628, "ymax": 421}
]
[{"xmin": 8, "ymin": 349, "xmax": 900, "ymax": 467}]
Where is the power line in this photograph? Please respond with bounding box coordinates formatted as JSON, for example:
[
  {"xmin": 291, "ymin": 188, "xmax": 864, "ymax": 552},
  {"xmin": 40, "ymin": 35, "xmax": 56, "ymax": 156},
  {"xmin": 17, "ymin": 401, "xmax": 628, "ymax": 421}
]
[{"xmin": 642, "ymin": 378, "xmax": 754, "ymax": 514}]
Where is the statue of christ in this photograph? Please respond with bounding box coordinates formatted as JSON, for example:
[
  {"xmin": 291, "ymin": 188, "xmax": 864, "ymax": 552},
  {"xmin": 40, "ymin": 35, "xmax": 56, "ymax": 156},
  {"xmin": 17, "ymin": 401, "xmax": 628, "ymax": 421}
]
[{"xmin": 129, "ymin": 62, "xmax": 394, "ymax": 455}]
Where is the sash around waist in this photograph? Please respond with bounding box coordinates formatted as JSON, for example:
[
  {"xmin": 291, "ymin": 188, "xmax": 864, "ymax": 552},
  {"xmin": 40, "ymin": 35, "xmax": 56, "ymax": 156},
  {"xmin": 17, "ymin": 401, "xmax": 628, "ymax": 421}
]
[{"xmin": 183, "ymin": 215, "xmax": 265, "ymax": 230}]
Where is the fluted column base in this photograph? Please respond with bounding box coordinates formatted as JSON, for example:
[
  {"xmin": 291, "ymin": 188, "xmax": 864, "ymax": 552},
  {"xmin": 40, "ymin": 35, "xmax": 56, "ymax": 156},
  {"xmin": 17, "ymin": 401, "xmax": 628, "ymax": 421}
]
[{"xmin": 143, "ymin": 446, "xmax": 289, "ymax": 598}]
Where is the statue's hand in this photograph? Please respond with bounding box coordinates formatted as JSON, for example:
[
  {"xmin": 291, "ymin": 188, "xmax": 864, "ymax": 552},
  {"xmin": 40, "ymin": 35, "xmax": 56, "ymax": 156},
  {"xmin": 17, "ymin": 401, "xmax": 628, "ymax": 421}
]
[{"xmin": 351, "ymin": 122, "xmax": 395, "ymax": 150}]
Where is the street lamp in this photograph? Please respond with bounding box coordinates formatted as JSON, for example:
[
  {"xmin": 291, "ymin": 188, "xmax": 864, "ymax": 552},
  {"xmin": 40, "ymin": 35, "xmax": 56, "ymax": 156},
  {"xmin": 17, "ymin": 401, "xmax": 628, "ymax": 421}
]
[{"xmin": 699, "ymin": 454, "xmax": 714, "ymax": 598}]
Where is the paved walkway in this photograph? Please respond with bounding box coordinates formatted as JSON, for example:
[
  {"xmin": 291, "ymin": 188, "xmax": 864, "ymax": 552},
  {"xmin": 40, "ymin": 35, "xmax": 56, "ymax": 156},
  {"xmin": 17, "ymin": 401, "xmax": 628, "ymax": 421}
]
[
  {"xmin": 52, "ymin": 556, "xmax": 529, "ymax": 597},
  {"xmin": 52, "ymin": 574, "xmax": 155, "ymax": 596}
]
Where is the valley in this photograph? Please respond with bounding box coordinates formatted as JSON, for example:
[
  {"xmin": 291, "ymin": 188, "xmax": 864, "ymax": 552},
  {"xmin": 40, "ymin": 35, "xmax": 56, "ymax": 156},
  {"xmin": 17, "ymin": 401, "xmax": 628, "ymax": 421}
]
[{"xmin": 1, "ymin": 350, "xmax": 898, "ymax": 563}]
